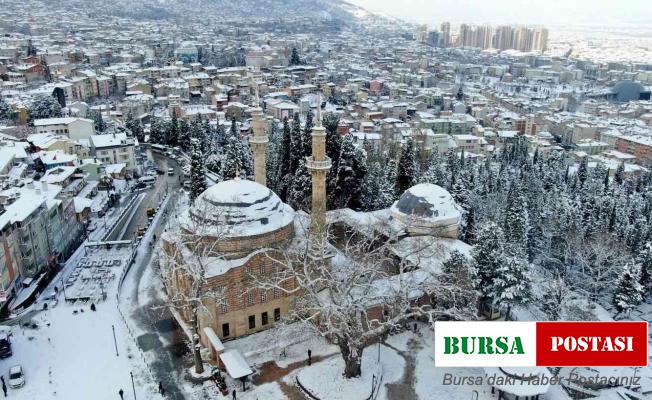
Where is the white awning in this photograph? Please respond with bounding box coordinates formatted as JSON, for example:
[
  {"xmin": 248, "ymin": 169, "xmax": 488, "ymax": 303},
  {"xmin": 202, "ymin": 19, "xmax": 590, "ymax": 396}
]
[{"xmin": 220, "ymin": 350, "xmax": 253, "ymax": 379}]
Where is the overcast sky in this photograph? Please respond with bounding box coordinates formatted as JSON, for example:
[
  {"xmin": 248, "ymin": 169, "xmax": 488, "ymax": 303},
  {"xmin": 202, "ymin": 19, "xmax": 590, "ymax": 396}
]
[{"xmin": 347, "ymin": 0, "xmax": 652, "ymax": 27}]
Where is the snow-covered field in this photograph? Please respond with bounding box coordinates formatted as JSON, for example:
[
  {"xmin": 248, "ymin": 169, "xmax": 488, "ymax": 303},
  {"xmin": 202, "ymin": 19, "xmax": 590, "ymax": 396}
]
[{"xmin": 0, "ymin": 244, "xmax": 158, "ymax": 400}]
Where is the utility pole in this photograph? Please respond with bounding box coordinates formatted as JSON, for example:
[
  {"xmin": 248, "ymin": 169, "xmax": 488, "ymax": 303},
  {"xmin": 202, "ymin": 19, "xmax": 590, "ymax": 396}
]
[
  {"xmin": 130, "ymin": 371, "xmax": 137, "ymax": 400},
  {"xmin": 112, "ymin": 325, "xmax": 119, "ymax": 356}
]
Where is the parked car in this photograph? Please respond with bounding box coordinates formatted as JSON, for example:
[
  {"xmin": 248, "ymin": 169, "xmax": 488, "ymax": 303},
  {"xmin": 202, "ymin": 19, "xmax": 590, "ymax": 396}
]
[
  {"xmin": 183, "ymin": 180, "xmax": 191, "ymax": 189},
  {"xmin": 8, "ymin": 365, "xmax": 24, "ymax": 388},
  {"xmin": 0, "ymin": 333, "xmax": 11, "ymax": 358},
  {"xmin": 167, "ymin": 168, "xmax": 175, "ymax": 175}
]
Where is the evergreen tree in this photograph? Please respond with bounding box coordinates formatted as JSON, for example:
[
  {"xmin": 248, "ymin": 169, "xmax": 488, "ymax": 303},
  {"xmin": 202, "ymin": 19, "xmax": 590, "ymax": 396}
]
[
  {"xmin": 149, "ymin": 118, "xmax": 165, "ymax": 144},
  {"xmin": 302, "ymin": 110, "xmax": 314, "ymax": 158},
  {"xmin": 266, "ymin": 121, "xmax": 282, "ymax": 190},
  {"xmin": 166, "ymin": 114, "xmax": 179, "ymax": 146},
  {"xmin": 614, "ymin": 162, "xmax": 625, "ymax": 185},
  {"xmin": 637, "ymin": 242, "xmax": 652, "ymax": 295},
  {"xmin": 189, "ymin": 138, "xmax": 207, "ymax": 203},
  {"xmin": 178, "ymin": 119, "xmax": 191, "ymax": 151},
  {"xmin": 221, "ymin": 134, "xmax": 242, "ymax": 180},
  {"xmin": 125, "ymin": 113, "xmax": 144, "ymax": 142},
  {"xmin": 462, "ymin": 205, "xmax": 476, "ymax": 244},
  {"xmin": 0, "ymin": 98, "xmax": 12, "ymax": 122},
  {"xmin": 288, "ymin": 159, "xmax": 312, "ymax": 211},
  {"xmin": 472, "ymin": 222, "xmax": 505, "ymax": 306},
  {"xmin": 329, "ymin": 134, "xmax": 367, "ymax": 210},
  {"xmin": 29, "ymin": 95, "xmax": 61, "ymax": 121},
  {"xmin": 289, "ymin": 47, "xmax": 302, "ymax": 66},
  {"xmin": 494, "ymin": 255, "xmax": 533, "ymax": 319},
  {"xmin": 420, "ymin": 150, "xmax": 446, "ymax": 187},
  {"xmin": 290, "ymin": 113, "xmax": 303, "ymax": 173},
  {"xmin": 612, "ymin": 263, "xmax": 643, "ymax": 316},
  {"xmin": 89, "ymin": 110, "xmax": 105, "ymax": 133},
  {"xmin": 577, "ymin": 157, "xmax": 588, "ymax": 186},
  {"xmin": 502, "ymin": 184, "xmax": 529, "ymax": 256},
  {"xmin": 395, "ymin": 138, "xmax": 416, "ymax": 196},
  {"xmin": 442, "ymin": 250, "xmax": 470, "ymax": 276}
]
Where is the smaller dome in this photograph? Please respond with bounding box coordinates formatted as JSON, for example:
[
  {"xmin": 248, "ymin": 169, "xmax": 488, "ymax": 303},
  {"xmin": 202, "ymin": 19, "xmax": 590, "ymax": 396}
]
[{"xmin": 390, "ymin": 183, "xmax": 461, "ymax": 238}]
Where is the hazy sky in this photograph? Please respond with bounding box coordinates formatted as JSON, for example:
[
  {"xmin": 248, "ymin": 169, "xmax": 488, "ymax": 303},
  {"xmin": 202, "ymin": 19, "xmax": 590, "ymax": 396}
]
[{"xmin": 347, "ymin": 0, "xmax": 652, "ymax": 27}]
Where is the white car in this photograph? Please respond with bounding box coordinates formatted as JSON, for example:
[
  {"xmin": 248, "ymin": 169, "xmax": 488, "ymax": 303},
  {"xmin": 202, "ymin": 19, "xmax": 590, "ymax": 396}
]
[{"xmin": 8, "ymin": 365, "xmax": 24, "ymax": 388}]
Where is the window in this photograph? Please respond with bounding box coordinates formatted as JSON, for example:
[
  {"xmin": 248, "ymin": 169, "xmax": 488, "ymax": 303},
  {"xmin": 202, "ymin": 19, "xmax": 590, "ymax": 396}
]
[
  {"xmin": 259, "ymin": 264, "xmax": 265, "ymax": 274},
  {"xmin": 262, "ymin": 312, "xmax": 269, "ymax": 325},
  {"xmin": 273, "ymin": 287, "xmax": 280, "ymax": 299},
  {"xmin": 246, "ymin": 292, "xmax": 255, "ymax": 306},
  {"xmin": 274, "ymin": 308, "xmax": 281, "ymax": 322},
  {"xmin": 248, "ymin": 315, "xmax": 255, "ymax": 330},
  {"xmin": 220, "ymin": 302, "xmax": 228, "ymax": 314},
  {"xmin": 222, "ymin": 323, "xmax": 230, "ymax": 337},
  {"xmin": 260, "ymin": 291, "xmax": 267, "ymax": 303}
]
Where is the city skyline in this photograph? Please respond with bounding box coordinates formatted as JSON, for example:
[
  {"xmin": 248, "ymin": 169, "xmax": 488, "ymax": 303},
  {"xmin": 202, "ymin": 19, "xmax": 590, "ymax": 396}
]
[{"xmin": 348, "ymin": 0, "xmax": 652, "ymax": 27}]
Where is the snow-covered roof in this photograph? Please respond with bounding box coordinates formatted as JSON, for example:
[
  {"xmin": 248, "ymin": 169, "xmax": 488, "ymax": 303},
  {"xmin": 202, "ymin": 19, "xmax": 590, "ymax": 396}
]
[
  {"xmin": 219, "ymin": 350, "xmax": 253, "ymax": 379},
  {"xmin": 181, "ymin": 179, "xmax": 295, "ymax": 239},
  {"xmin": 390, "ymin": 184, "xmax": 461, "ymax": 233}
]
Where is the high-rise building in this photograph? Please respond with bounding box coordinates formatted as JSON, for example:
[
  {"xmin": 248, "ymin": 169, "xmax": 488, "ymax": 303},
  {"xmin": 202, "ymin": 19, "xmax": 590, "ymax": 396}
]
[
  {"xmin": 440, "ymin": 22, "xmax": 451, "ymax": 47},
  {"xmin": 454, "ymin": 23, "xmax": 548, "ymax": 52}
]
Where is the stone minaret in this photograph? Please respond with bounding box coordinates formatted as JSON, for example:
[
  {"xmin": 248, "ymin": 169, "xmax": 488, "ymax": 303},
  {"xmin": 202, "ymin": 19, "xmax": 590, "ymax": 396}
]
[
  {"xmin": 306, "ymin": 104, "xmax": 331, "ymax": 231},
  {"xmin": 249, "ymin": 86, "xmax": 268, "ymax": 186}
]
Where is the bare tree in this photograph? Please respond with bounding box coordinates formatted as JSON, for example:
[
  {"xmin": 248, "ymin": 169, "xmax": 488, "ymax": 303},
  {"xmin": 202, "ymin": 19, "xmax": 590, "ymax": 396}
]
[
  {"xmin": 159, "ymin": 198, "xmax": 229, "ymax": 374},
  {"xmin": 253, "ymin": 219, "xmax": 477, "ymax": 379}
]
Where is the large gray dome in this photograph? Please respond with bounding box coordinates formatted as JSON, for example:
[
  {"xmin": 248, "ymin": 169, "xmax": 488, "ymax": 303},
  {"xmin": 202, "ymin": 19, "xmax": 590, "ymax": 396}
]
[{"xmin": 390, "ymin": 183, "xmax": 461, "ymax": 238}]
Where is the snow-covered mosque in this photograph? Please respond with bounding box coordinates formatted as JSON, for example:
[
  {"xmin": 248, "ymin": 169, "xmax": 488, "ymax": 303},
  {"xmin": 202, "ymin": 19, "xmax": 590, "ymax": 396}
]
[{"xmin": 162, "ymin": 103, "xmax": 468, "ymax": 362}]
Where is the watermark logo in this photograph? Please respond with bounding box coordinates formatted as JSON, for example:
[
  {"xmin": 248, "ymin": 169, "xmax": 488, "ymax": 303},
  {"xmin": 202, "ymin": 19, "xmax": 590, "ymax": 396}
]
[{"xmin": 434, "ymin": 321, "xmax": 648, "ymax": 367}]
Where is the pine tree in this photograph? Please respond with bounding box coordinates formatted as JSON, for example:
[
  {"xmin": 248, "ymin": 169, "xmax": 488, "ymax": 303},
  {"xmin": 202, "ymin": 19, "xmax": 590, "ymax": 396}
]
[
  {"xmin": 125, "ymin": 113, "xmax": 144, "ymax": 142},
  {"xmin": 395, "ymin": 138, "xmax": 416, "ymax": 196},
  {"xmin": 442, "ymin": 250, "xmax": 470, "ymax": 276},
  {"xmin": 637, "ymin": 242, "xmax": 652, "ymax": 295},
  {"xmin": 329, "ymin": 134, "xmax": 367, "ymax": 210},
  {"xmin": 288, "ymin": 159, "xmax": 312, "ymax": 211},
  {"xmin": 502, "ymin": 184, "xmax": 529, "ymax": 256},
  {"xmin": 178, "ymin": 119, "xmax": 191, "ymax": 151},
  {"xmin": 472, "ymin": 222, "xmax": 505, "ymax": 305},
  {"xmin": 420, "ymin": 150, "xmax": 446, "ymax": 187},
  {"xmin": 166, "ymin": 114, "xmax": 179, "ymax": 146},
  {"xmin": 91, "ymin": 110, "xmax": 106, "ymax": 133},
  {"xmin": 494, "ymin": 255, "xmax": 533, "ymax": 319},
  {"xmin": 149, "ymin": 118, "xmax": 166, "ymax": 144},
  {"xmin": 0, "ymin": 98, "xmax": 11, "ymax": 122},
  {"xmin": 290, "ymin": 113, "xmax": 303, "ymax": 174},
  {"xmin": 302, "ymin": 110, "xmax": 314, "ymax": 158},
  {"xmin": 221, "ymin": 134, "xmax": 242, "ymax": 180},
  {"xmin": 266, "ymin": 122, "xmax": 282, "ymax": 191},
  {"xmin": 615, "ymin": 162, "xmax": 625, "ymax": 185},
  {"xmin": 612, "ymin": 263, "xmax": 643, "ymax": 316},
  {"xmin": 189, "ymin": 138, "xmax": 207, "ymax": 203},
  {"xmin": 577, "ymin": 157, "xmax": 588, "ymax": 186},
  {"xmin": 462, "ymin": 205, "xmax": 476, "ymax": 244},
  {"xmin": 29, "ymin": 95, "xmax": 62, "ymax": 121},
  {"xmin": 289, "ymin": 47, "xmax": 301, "ymax": 66}
]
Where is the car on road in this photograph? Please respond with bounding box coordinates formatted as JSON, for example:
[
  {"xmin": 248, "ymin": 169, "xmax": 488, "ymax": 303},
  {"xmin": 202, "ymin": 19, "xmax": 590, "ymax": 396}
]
[
  {"xmin": 0, "ymin": 333, "xmax": 12, "ymax": 358},
  {"xmin": 8, "ymin": 365, "xmax": 24, "ymax": 388},
  {"xmin": 137, "ymin": 227, "xmax": 146, "ymax": 238},
  {"xmin": 139, "ymin": 175, "xmax": 157, "ymax": 184},
  {"xmin": 182, "ymin": 180, "xmax": 191, "ymax": 189},
  {"xmin": 167, "ymin": 168, "xmax": 175, "ymax": 175}
]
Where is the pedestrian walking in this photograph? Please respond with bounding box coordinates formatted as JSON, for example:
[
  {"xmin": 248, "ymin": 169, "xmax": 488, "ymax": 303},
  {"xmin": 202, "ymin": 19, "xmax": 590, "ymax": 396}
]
[
  {"xmin": 118, "ymin": 389, "xmax": 124, "ymax": 399},
  {"xmin": 232, "ymin": 389, "xmax": 236, "ymax": 400},
  {"xmin": 158, "ymin": 381, "xmax": 165, "ymax": 396},
  {"xmin": 307, "ymin": 349, "xmax": 312, "ymax": 366},
  {"xmin": 1, "ymin": 377, "xmax": 6, "ymax": 397}
]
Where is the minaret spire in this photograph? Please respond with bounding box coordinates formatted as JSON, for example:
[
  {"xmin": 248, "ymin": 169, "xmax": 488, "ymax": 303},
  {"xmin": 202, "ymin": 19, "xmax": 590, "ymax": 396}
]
[
  {"xmin": 306, "ymin": 95, "xmax": 331, "ymax": 232},
  {"xmin": 249, "ymin": 78, "xmax": 268, "ymax": 186}
]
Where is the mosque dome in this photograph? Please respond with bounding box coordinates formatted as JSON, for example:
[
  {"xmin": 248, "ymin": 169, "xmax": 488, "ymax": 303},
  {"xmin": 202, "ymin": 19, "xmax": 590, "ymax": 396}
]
[
  {"xmin": 390, "ymin": 183, "xmax": 461, "ymax": 238},
  {"xmin": 180, "ymin": 179, "xmax": 295, "ymax": 253}
]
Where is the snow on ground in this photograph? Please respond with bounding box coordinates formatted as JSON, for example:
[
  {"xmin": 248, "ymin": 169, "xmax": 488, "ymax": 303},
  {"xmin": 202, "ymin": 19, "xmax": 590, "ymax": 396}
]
[
  {"xmin": 0, "ymin": 244, "xmax": 158, "ymax": 400},
  {"xmin": 295, "ymin": 343, "xmax": 404, "ymax": 400}
]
